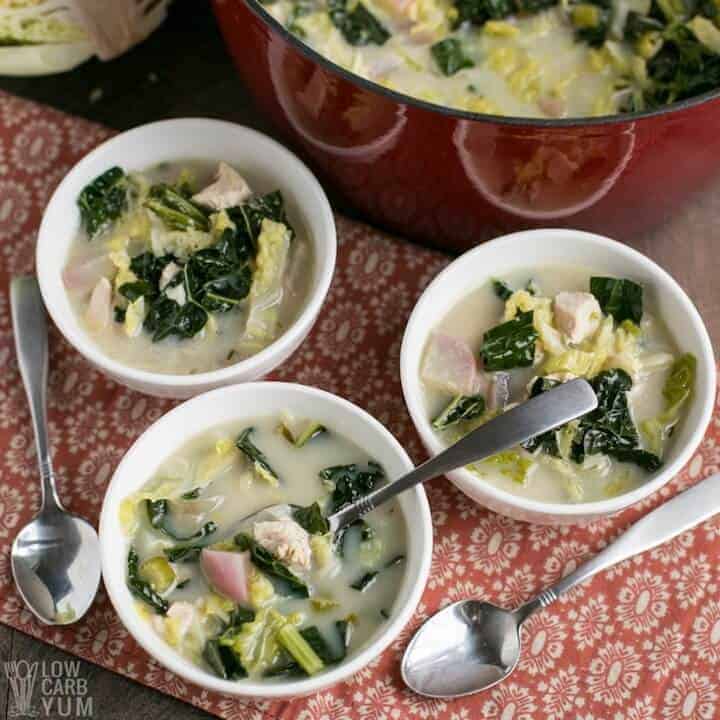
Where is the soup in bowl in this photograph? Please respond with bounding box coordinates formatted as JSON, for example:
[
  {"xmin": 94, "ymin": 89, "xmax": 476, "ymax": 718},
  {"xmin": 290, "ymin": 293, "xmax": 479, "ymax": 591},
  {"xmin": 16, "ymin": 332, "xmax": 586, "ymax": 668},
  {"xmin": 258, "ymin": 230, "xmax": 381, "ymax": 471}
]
[
  {"xmin": 99, "ymin": 382, "xmax": 432, "ymax": 698},
  {"xmin": 37, "ymin": 119, "xmax": 336, "ymax": 398},
  {"xmin": 401, "ymin": 229, "xmax": 715, "ymax": 524}
]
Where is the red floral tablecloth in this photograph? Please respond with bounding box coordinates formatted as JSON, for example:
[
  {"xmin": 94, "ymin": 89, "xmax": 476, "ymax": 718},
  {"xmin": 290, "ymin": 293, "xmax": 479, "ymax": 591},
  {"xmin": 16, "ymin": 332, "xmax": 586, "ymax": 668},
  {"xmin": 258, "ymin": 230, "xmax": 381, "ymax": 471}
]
[{"xmin": 0, "ymin": 92, "xmax": 719, "ymax": 720}]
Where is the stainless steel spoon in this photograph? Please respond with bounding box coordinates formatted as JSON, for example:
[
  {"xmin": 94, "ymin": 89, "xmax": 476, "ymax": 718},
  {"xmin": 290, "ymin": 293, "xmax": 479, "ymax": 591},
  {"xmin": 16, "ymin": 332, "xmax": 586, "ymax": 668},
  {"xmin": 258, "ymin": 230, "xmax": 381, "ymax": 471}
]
[
  {"xmin": 10, "ymin": 276, "xmax": 101, "ymax": 625},
  {"xmin": 237, "ymin": 378, "xmax": 598, "ymax": 534},
  {"xmin": 402, "ymin": 471, "xmax": 720, "ymax": 698}
]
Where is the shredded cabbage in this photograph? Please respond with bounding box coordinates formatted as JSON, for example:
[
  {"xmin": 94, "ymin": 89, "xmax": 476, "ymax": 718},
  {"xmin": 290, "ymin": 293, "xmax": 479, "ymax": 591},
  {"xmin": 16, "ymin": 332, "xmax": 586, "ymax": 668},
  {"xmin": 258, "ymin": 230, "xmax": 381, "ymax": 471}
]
[
  {"xmin": 244, "ymin": 219, "xmax": 291, "ymax": 343},
  {"xmin": 640, "ymin": 353, "xmax": 696, "ymax": 456},
  {"xmin": 503, "ymin": 289, "xmax": 565, "ymax": 357},
  {"xmin": 470, "ymin": 450, "xmax": 534, "ymax": 485},
  {"xmin": 219, "ymin": 607, "xmax": 300, "ymax": 677},
  {"xmin": 687, "ymin": 15, "xmax": 720, "ymax": 54},
  {"xmin": 248, "ymin": 569, "xmax": 275, "ymax": 608},
  {"xmin": 310, "ymin": 534, "xmax": 333, "ymax": 568}
]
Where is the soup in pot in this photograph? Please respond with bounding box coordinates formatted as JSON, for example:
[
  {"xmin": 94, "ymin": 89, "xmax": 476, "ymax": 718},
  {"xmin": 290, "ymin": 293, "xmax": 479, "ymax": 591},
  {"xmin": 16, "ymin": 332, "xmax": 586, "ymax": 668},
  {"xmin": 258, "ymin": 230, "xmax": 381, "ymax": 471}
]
[{"xmin": 266, "ymin": 0, "xmax": 720, "ymax": 118}]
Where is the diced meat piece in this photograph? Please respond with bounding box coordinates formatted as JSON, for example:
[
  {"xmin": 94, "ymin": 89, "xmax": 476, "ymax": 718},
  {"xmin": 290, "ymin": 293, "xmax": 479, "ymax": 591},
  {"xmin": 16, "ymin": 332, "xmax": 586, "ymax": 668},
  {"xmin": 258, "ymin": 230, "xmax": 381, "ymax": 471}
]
[
  {"xmin": 192, "ymin": 162, "xmax": 253, "ymax": 211},
  {"xmin": 63, "ymin": 254, "xmax": 113, "ymax": 293},
  {"xmin": 85, "ymin": 277, "xmax": 112, "ymax": 331},
  {"xmin": 421, "ymin": 332, "xmax": 478, "ymax": 396},
  {"xmin": 166, "ymin": 601, "xmax": 195, "ymax": 637},
  {"xmin": 487, "ymin": 372, "xmax": 511, "ymax": 412},
  {"xmin": 538, "ymin": 95, "xmax": 566, "ymax": 118},
  {"xmin": 253, "ymin": 516, "xmax": 312, "ymax": 573},
  {"xmin": 553, "ymin": 292, "xmax": 601, "ymax": 345},
  {"xmin": 159, "ymin": 261, "xmax": 181, "ymax": 290},
  {"xmin": 200, "ymin": 549, "xmax": 253, "ymax": 605}
]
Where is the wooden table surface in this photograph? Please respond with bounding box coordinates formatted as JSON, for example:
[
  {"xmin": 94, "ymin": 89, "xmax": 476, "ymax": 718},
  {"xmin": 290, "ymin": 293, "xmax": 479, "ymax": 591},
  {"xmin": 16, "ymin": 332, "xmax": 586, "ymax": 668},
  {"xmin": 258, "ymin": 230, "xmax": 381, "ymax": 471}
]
[{"xmin": 0, "ymin": 1, "xmax": 717, "ymax": 718}]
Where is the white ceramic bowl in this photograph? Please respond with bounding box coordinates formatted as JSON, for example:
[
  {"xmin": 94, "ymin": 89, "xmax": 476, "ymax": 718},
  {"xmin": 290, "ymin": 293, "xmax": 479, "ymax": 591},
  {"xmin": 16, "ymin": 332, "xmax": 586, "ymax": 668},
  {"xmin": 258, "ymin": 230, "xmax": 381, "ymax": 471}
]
[
  {"xmin": 99, "ymin": 382, "xmax": 432, "ymax": 698},
  {"xmin": 37, "ymin": 119, "xmax": 336, "ymax": 398},
  {"xmin": 401, "ymin": 229, "xmax": 716, "ymax": 525}
]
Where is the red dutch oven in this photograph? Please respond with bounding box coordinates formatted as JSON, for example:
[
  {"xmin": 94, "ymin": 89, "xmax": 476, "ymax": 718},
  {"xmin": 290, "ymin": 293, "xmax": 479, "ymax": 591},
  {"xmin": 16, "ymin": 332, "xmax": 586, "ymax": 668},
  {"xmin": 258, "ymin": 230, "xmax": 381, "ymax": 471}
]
[{"xmin": 212, "ymin": 0, "xmax": 720, "ymax": 251}]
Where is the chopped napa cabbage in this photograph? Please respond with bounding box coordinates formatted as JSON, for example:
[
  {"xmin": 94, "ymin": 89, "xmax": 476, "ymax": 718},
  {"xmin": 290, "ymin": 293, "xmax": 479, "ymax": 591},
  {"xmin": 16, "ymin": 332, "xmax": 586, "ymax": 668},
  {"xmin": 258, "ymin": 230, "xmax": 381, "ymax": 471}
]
[
  {"xmin": 557, "ymin": 420, "xmax": 580, "ymax": 460},
  {"xmin": 638, "ymin": 352, "xmax": 675, "ymax": 378},
  {"xmin": 195, "ymin": 442, "xmax": 236, "ymax": 486},
  {"xmin": 537, "ymin": 455, "xmax": 583, "ymax": 501},
  {"xmin": 277, "ymin": 619, "xmax": 325, "ymax": 676},
  {"xmin": 248, "ymin": 568, "xmax": 275, "ymax": 608},
  {"xmin": 663, "ymin": 353, "xmax": 696, "ymax": 407},
  {"xmin": 216, "ymin": 438, "xmax": 234, "ymax": 455},
  {"xmin": 604, "ymin": 469, "xmax": 634, "ymax": 497},
  {"xmin": 161, "ymin": 602, "xmax": 202, "ymax": 651},
  {"xmin": 359, "ymin": 536, "xmax": 384, "ymax": 568},
  {"xmin": 0, "ymin": 1, "xmax": 88, "ymax": 46},
  {"xmin": 109, "ymin": 249, "xmax": 131, "ymax": 271},
  {"xmin": 687, "ymin": 15, "xmax": 720, "ymax": 54},
  {"xmin": 124, "ymin": 296, "xmax": 146, "ymax": 337},
  {"xmin": 150, "ymin": 221, "xmax": 213, "ymax": 260},
  {"xmin": 105, "ymin": 207, "xmax": 151, "ymax": 252},
  {"xmin": 640, "ymin": 353, "xmax": 696, "ymax": 456},
  {"xmin": 119, "ymin": 498, "xmax": 138, "ymax": 534},
  {"xmin": 244, "ymin": 218, "xmax": 291, "ymax": 343},
  {"xmin": 310, "ymin": 596, "xmax": 340, "ymax": 611},
  {"xmin": 469, "ymin": 450, "xmax": 534, "ymax": 485},
  {"xmin": 504, "ymin": 290, "xmax": 565, "ymax": 357},
  {"xmin": 310, "ymin": 534, "xmax": 333, "ymax": 568},
  {"xmin": 197, "ymin": 592, "xmax": 236, "ymax": 622},
  {"xmin": 591, "ymin": 316, "xmax": 641, "ymax": 378},
  {"xmin": 543, "ymin": 349, "xmax": 597, "ymax": 378},
  {"xmin": 219, "ymin": 607, "xmax": 299, "ymax": 677},
  {"xmin": 210, "ymin": 209, "xmax": 236, "ymax": 239},
  {"xmin": 139, "ymin": 556, "xmax": 175, "ymax": 593}
]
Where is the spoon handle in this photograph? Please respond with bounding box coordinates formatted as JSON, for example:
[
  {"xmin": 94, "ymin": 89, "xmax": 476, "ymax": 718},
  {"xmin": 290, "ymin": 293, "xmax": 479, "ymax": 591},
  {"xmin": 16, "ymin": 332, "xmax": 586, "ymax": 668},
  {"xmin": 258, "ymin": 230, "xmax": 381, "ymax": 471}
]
[
  {"xmin": 328, "ymin": 379, "xmax": 597, "ymax": 532},
  {"xmin": 10, "ymin": 277, "xmax": 62, "ymax": 513},
  {"xmin": 529, "ymin": 472, "xmax": 720, "ymax": 612}
]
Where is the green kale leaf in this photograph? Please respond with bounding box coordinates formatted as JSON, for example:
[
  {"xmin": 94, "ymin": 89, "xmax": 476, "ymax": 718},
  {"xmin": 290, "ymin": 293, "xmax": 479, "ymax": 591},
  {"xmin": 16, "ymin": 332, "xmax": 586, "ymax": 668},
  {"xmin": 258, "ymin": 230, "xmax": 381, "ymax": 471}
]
[
  {"xmin": 126, "ymin": 547, "xmax": 168, "ymax": 614},
  {"xmin": 292, "ymin": 502, "xmax": 330, "ymax": 535},
  {"xmin": 145, "ymin": 499, "xmax": 218, "ymax": 542},
  {"xmin": 77, "ymin": 166, "xmax": 128, "ymax": 239},
  {"xmin": 320, "ymin": 461, "xmax": 385, "ymax": 514},
  {"xmin": 431, "ymin": 394, "xmax": 486, "ymax": 429},
  {"xmin": 327, "ymin": 0, "xmax": 390, "ymax": 45},
  {"xmin": 590, "ymin": 276, "xmax": 643, "ymax": 324},
  {"xmin": 480, "ymin": 310, "xmax": 538, "ymax": 371},
  {"xmin": 431, "ymin": 38, "xmax": 475, "ymax": 76}
]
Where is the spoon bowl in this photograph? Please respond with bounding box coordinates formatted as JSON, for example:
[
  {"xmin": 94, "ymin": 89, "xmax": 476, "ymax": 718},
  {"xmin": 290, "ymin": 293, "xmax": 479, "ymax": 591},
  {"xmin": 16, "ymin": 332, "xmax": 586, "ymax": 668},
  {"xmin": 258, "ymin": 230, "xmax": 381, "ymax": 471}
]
[
  {"xmin": 12, "ymin": 508, "xmax": 101, "ymax": 624},
  {"xmin": 402, "ymin": 600, "xmax": 523, "ymax": 698}
]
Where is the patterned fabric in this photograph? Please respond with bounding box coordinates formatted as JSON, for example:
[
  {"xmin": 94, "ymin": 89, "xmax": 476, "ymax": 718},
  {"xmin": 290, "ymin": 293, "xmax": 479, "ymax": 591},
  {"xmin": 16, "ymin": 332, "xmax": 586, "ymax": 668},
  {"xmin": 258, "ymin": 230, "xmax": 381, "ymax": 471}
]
[{"xmin": 0, "ymin": 91, "xmax": 719, "ymax": 720}]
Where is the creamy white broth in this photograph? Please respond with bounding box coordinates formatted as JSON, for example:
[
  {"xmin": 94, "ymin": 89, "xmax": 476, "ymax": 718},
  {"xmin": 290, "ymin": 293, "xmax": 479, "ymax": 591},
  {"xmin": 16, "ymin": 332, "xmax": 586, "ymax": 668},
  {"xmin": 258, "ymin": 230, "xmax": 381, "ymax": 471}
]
[
  {"xmin": 64, "ymin": 160, "xmax": 312, "ymax": 375},
  {"xmin": 267, "ymin": 0, "xmax": 720, "ymax": 119},
  {"xmin": 268, "ymin": 2, "xmax": 634, "ymax": 118},
  {"xmin": 420, "ymin": 266, "xmax": 692, "ymax": 504},
  {"xmin": 122, "ymin": 416, "xmax": 407, "ymax": 681}
]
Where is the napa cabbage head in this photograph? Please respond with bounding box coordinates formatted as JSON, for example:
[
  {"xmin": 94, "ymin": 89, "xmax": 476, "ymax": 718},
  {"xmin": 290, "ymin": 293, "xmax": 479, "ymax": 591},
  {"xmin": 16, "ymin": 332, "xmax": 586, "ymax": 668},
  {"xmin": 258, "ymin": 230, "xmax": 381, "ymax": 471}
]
[
  {"xmin": 0, "ymin": 0, "xmax": 94, "ymax": 75},
  {"xmin": 0, "ymin": 1, "xmax": 87, "ymax": 45}
]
